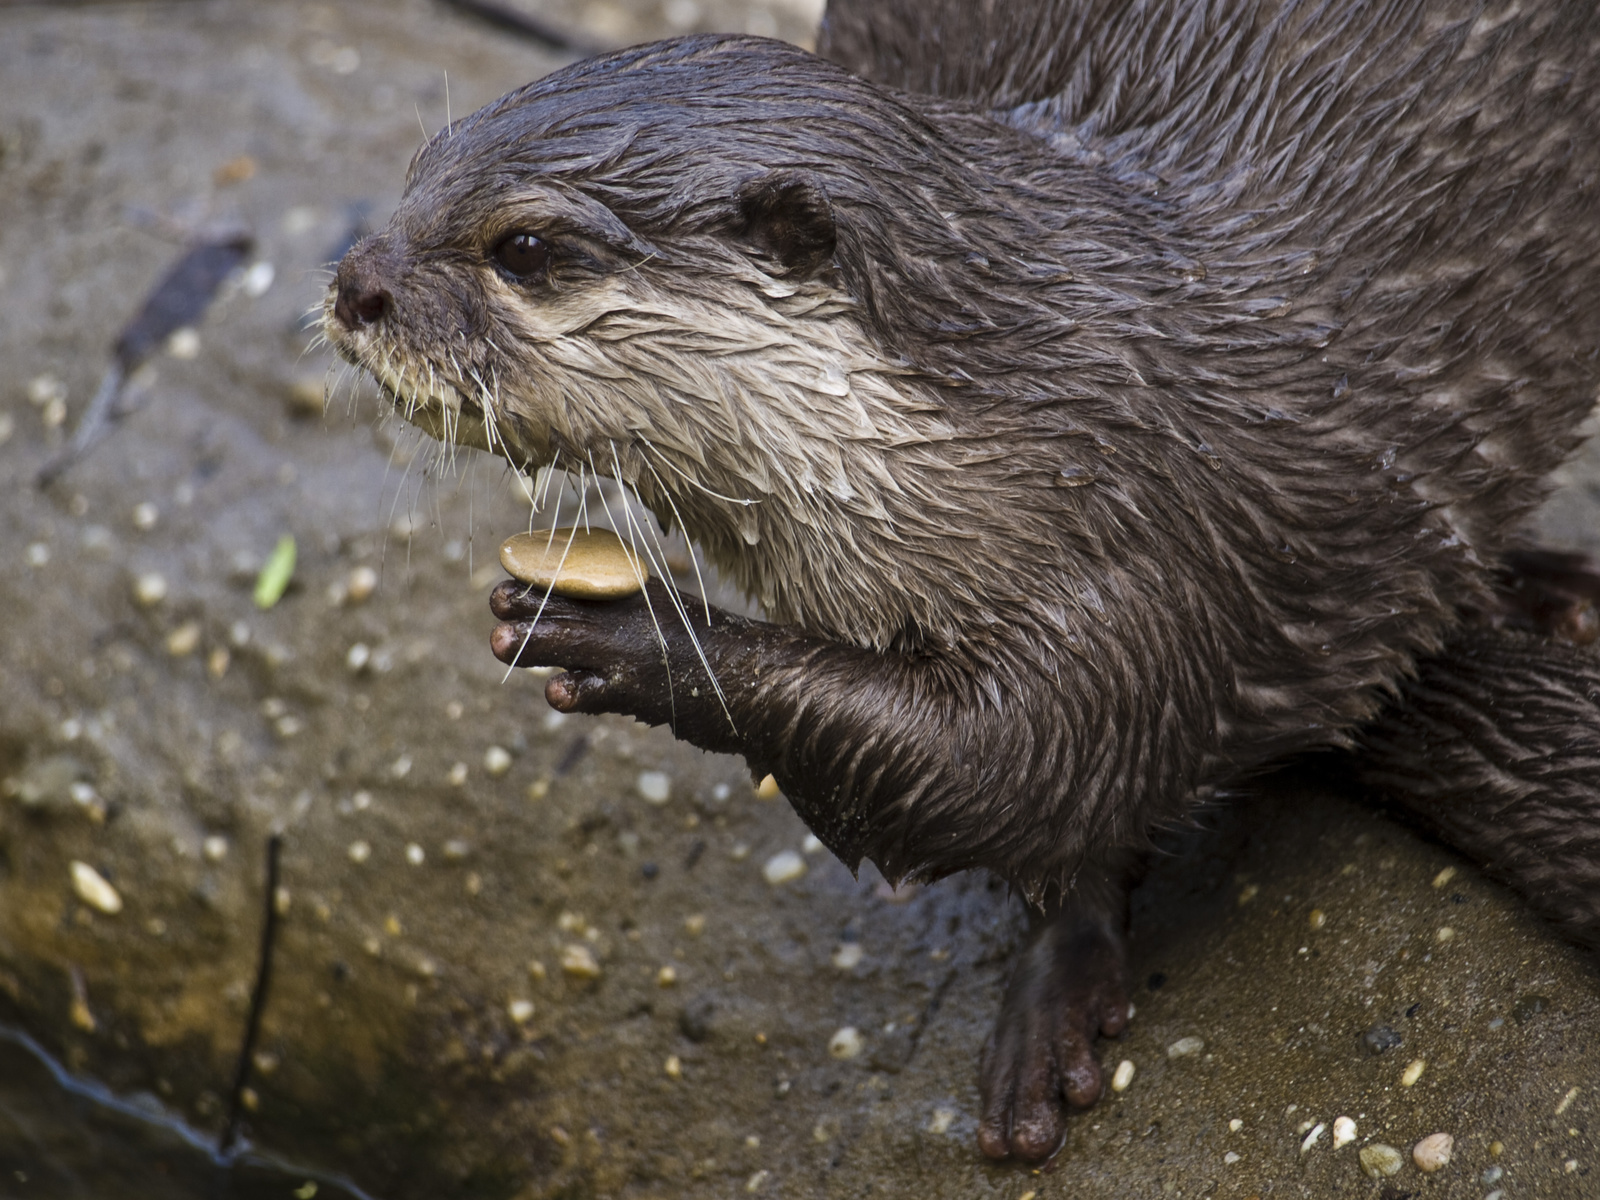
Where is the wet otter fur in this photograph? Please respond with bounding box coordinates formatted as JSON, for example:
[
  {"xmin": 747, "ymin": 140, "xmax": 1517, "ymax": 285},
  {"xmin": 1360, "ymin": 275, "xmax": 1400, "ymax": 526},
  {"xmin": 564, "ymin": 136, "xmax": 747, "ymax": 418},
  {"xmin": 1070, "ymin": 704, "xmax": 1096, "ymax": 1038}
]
[{"xmin": 327, "ymin": 0, "xmax": 1600, "ymax": 1162}]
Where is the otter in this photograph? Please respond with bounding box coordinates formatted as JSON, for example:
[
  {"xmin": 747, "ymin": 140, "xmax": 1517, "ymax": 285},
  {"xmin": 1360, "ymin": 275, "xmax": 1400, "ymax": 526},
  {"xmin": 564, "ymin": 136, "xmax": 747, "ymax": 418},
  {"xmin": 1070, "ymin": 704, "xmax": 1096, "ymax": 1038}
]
[{"xmin": 325, "ymin": 0, "xmax": 1600, "ymax": 1163}]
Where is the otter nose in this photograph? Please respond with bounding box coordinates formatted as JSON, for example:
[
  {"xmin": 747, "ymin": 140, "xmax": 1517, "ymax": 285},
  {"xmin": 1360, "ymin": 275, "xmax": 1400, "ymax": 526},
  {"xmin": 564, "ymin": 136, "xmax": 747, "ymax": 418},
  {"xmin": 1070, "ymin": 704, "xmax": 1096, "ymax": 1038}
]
[{"xmin": 331, "ymin": 240, "xmax": 397, "ymax": 331}]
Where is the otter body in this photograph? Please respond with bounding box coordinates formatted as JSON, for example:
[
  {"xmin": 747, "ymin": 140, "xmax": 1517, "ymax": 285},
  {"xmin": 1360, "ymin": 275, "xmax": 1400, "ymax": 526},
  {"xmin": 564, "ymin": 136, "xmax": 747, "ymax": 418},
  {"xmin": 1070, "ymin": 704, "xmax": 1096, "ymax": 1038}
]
[{"xmin": 329, "ymin": 0, "xmax": 1600, "ymax": 1162}]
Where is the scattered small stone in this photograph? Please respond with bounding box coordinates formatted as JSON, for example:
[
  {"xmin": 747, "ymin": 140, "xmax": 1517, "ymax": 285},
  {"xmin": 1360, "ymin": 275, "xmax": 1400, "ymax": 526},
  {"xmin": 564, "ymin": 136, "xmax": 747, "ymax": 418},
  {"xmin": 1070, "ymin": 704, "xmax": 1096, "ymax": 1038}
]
[
  {"xmin": 729, "ymin": 841, "xmax": 751, "ymax": 861},
  {"xmin": 507, "ymin": 999, "xmax": 534, "ymax": 1024},
  {"xmin": 1167, "ymin": 1036, "xmax": 1205, "ymax": 1059},
  {"xmin": 1557, "ymin": 1085, "xmax": 1581, "ymax": 1114},
  {"xmin": 443, "ymin": 839, "xmax": 470, "ymax": 860},
  {"xmin": 347, "ymin": 841, "xmax": 371, "ymax": 864},
  {"xmin": 70, "ymin": 862, "xmax": 122, "ymax": 914},
  {"xmin": 927, "ymin": 1107, "xmax": 956, "ymax": 1134},
  {"xmin": 166, "ymin": 327, "xmax": 201, "ymax": 359},
  {"xmin": 802, "ymin": 833, "xmax": 825, "ymax": 854},
  {"xmin": 203, "ymin": 836, "xmax": 229, "ymax": 862},
  {"xmin": 1229, "ymin": 1119, "xmax": 1243, "ymax": 1133},
  {"xmin": 405, "ymin": 843, "xmax": 425, "ymax": 866},
  {"xmin": 664, "ymin": 1054, "xmax": 683, "ymax": 1080},
  {"xmin": 286, "ymin": 377, "xmax": 325, "ymax": 417},
  {"xmin": 527, "ymin": 779, "xmax": 550, "ymax": 801},
  {"xmin": 275, "ymin": 715, "xmax": 304, "ymax": 739},
  {"xmin": 346, "ymin": 566, "xmax": 378, "ymax": 604},
  {"xmin": 1361, "ymin": 1024, "xmax": 1403, "ymax": 1055},
  {"xmin": 1332, "ymin": 1116, "xmax": 1357, "ymax": 1148},
  {"xmin": 744, "ymin": 1170, "xmax": 768, "ymax": 1193},
  {"xmin": 207, "ymin": 647, "xmax": 230, "ymax": 679},
  {"xmin": 1481, "ymin": 1164, "xmax": 1503, "ymax": 1185},
  {"xmin": 1237, "ymin": 883, "xmax": 1259, "ymax": 905},
  {"xmin": 1110, "ymin": 1059, "xmax": 1136, "ymax": 1092},
  {"xmin": 637, "ymin": 770, "xmax": 671, "ymax": 804},
  {"xmin": 25, "ymin": 542, "xmax": 51, "ymax": 567},
  {"xmin": 133, "ymin": 573, "xmax": 168, "ymax": 607},
  {"xmin": 1301, "ymin": 1123, "xmax": 1326, "ymax": 1153},
  {"xmin": 560, "ymin": 943, "xmax": 601, "ymax": 979},
  {"xmin": 656, "ymin": 965, "xmax": 678, "ymax": 987},
  {"xmin": 1308, "ymin": 908, "xmax": 1327, "ymax": 930},
  {"xmin": 1436, "ymin": 926, "xmax": 1455, "ymax": 942},
  {"xmin": 684, "ymin": 913, "xmax": 706, "ymax": 936},
  {"xmin": 165, "ymin": 621, "xmax": 202, "ymax": 656},
  {"xmin": 1359, "ymin": 1143, "xmax": 1405, "ymax": 1178},
  {"xmin": 1412, "ymin": 1132, "xmax": 1453, "ymax": 1172},
  {"xmin": 1512, "ymin": 993, "xmax": 1551, "ymax": 1024},
  {"xmin": 1566, "ymin": 1158, "xmax": 1580, "ymax": 1173},
  {"xmin": 831, "ymin": 942, "xmax": 864, "ymax": 970},
  {"xmin": 132, "ymin": 502, "xmax": 160, "ymax": 531},
  {"xmin": 346, "ymin": 642, "xmax": 371, "ymax": 672},
  {"xmin": 1400, "ymin": 1058, "xmax": 1426, "ymax": 1087},
  {"xmin": 1432, "ymin": 866, "xmax": 1457, "ymax": 888},
  {"xmin": 828, "ymin": 1026, "xmax": 863, "ymax": 1059},
  {"xmin": 498, "ymin": 528, "xmax": 647, "ymax": 598},
  {"xmin": 483, "ymin": 745, "xmax": 512, "ymax": 777},
  {"xmin": 447, "ymin": 762, "xmax": 468, "ymax": 786},
  {"xmin": 1223, "ymin": 1151, "xmax": 1240, "ymax": 1165},
  {"xmin": 0, "ymin": 413, "xmax": 14, "ymax": 446},
  {"xmin": 763, "ymin": 850, "xmax": 806, "ymax": 885},
  {"xmin": 755, "ymin": 774, "xmax": 780, "ymax": 800}
]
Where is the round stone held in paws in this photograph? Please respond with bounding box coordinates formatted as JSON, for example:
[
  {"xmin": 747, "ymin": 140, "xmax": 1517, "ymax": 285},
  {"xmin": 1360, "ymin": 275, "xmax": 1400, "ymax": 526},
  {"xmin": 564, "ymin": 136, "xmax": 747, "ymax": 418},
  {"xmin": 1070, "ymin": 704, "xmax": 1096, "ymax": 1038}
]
[{"xmin": 499, "ymin": 528, "xmax": 647, "ymax": 599}]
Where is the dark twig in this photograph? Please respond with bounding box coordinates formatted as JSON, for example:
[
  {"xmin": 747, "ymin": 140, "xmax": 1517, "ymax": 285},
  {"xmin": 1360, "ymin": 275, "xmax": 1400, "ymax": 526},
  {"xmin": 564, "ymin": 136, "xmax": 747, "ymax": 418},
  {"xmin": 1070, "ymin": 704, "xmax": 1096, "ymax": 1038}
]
[
  {"xmin": 219, "ymin": 833, "xmax": 284, "ymax": 1158},
  {"xmin": 433, "ymin": 0, "xmax": 601, "ymax": 55}
]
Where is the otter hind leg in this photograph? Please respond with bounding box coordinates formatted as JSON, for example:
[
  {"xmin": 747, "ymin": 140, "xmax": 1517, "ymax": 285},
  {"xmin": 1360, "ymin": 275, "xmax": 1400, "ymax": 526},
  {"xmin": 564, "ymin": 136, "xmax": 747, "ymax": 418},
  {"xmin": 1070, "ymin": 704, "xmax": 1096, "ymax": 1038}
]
[
  {"xmin": 977, "ymin": 861, "xmax": 1134, "ymax": 1162},
  {"xmin": 1356, "ymin": 628, "xmax": 1600, "ymax": 950}
]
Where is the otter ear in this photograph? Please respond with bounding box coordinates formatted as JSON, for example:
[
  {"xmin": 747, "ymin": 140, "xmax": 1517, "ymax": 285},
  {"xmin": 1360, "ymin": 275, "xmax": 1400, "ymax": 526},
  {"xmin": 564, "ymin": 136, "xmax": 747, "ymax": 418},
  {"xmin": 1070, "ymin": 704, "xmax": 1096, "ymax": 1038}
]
[{"xmin": 734, "ymin": 170, "xmax": 836, "ymax": 279}]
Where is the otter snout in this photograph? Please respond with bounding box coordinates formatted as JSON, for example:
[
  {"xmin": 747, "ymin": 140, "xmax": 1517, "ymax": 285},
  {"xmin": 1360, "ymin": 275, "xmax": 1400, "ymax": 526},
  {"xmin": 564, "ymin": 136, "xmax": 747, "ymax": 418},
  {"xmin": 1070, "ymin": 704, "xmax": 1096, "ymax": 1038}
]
[{"xmin": 331, "ymin": 236, "xmax": 401, "ymax": 331}]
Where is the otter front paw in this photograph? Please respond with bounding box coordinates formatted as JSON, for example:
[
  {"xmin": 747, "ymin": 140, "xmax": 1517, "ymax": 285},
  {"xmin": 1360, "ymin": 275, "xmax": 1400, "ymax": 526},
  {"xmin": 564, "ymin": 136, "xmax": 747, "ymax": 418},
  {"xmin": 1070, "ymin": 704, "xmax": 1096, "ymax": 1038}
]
[{"xmin": 977, "ymin": 912, "xmax": 1130, "ymax": 1162}]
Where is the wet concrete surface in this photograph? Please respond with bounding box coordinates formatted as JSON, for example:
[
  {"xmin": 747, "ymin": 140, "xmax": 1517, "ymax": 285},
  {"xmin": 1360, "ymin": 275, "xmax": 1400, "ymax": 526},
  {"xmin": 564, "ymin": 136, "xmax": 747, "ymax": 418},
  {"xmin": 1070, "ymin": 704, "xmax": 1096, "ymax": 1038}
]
[{"xmin": 0, "ymin": 1, "xmax": 1596, "ymax": 1197}]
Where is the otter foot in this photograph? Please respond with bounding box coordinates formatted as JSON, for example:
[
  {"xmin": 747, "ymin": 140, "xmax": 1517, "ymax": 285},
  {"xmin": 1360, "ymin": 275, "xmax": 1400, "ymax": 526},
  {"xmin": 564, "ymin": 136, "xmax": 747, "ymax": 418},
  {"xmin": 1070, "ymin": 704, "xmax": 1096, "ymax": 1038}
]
[{"xmin": 978, "ymin": 902, "xmax": 1130, "ymax": 1162}]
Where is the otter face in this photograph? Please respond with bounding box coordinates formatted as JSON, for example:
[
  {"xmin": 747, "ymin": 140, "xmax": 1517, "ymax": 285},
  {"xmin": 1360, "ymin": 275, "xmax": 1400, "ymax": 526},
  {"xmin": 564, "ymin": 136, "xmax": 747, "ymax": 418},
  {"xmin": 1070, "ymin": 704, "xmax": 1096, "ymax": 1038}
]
[{"xmin": 322, "ymin": 35, "xmax": 1007, "ymax": 648}]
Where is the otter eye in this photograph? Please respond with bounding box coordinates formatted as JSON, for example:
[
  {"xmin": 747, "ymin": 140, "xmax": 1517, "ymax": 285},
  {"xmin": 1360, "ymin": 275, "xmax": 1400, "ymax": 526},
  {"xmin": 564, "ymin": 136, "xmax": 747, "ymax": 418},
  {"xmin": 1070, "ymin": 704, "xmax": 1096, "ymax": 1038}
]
[{"xmin": 492, "ymin": 232, "xmax": 549, "ymax": 280}]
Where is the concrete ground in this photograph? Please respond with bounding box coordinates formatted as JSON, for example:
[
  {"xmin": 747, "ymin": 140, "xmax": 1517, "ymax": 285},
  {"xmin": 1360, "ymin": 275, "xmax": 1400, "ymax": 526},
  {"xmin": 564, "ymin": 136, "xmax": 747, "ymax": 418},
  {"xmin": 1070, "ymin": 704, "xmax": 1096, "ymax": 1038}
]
[{"xmin": 0, "ymin": 2, "xmax": 1595, "ymax": 1197}]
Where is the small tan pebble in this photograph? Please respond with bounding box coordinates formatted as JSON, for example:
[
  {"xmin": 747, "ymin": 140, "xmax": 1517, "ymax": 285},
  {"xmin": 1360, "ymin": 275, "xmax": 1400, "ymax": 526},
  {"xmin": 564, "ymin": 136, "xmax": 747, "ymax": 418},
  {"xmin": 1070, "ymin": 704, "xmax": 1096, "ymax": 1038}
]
[
  {"xmin": 146, "ymin": 918, "xmax": 167, "ymax": 936},
  {"xmin": 1359, "ymin": 1143, "xmax": 1405, "ymax": 1178},
  {"xmin": 729, "ymin": 841, "xmax": 751, "ymax": 861},
  {"xmin": 507, "ymin": 999, "xmax": 535, "ymax": 1023},
  {"xmin": 1237, "ymin": 883, "xmax": 1259, "ymax": 904},
  {"xmin": 483, "ymin": 746, "xmax": 512, "ymax": 776},
  {"xmin": 252, "ymin": 1051, "xmax": 279, "ymax": 1075},
  {"xmin": 1432, "ymin": 866, "xmax": 1458, "ymax": 888},
  {"xmin": 346, "ymin": 566, "xmax": 378, "ymax": 603},
  {"xmin": 1167, "ymin": 1036, "xmax": 1205, "ymax": 1059},
  {"xmin": 1110, "ymin": 1059, "xmax": 1136, "ymax": 1092},
  {"xmin": 132, "ymin": 502, "xmax": 160, "ymax": 531},
  {"xmin": 445, "ymin": 701, "xmax": 464, "ymax": 720},
  {"xmin": 1412, "ymin": 1132, "xmax": 1453, "ymax": 1172},
  {"xmin": 166, "ymin": 327, "xmax": 201, "ymax": 359},
  {"xmin": 1332, "ymin": 1116, "xmax": 1357, "ymax": 1148},
  {"xmin": 347, "ymin": 840, "xmax": 371, "ymax": 863},
  {"xmin": 465, "ymin": 872, "xmax": 482, "ymax": 895},
  {"xmin": 755, "ymin": 773, "xmax": 780, "ymax": 800},
  {"xmin": 1490, "ymin": 1140, "xmax": 1504, "ymax": 1156},
  {"xmin": 1436, "ymin": 926, "xmax": 1455, "ymax": 942},
  {"xmin": 1557, "ymin": 1086, "xmax": 1581, "ymax": 1115},
  {"xmin": 133, "ymin": 572, "xmax": 168, "ymax": 607},
  {"xmin": 1229, "ymin": 1119, "xmax": 1243, "ymax": 1133},
  {"xmin": 684, "ymin": 913, "xmax": 706, "ymax": 937},
  {"xmin": 1565, "ymin": 1158, "xmax": 1580, "ymax": 1173},
  {"xmin": 498, "ymin": 528, "xmax": 647, "ymax": 598},
  {"xmin": 527, "ymin": 779, "xmax": 550, "ymax": 801},
  {"xmin": 292, "ymin": 1183, "xmax": 318, "ymax": 1200},
  {"xmin": 285, "ymin": 377, "xmax": 326, "ymax": 416},
  {"xmin": 1300, "ymin": 1123, "xmax": 1325, "ymax": 1152},
  {"xmin": 763, "ymin": 849, "xmax": 807, "ymax": 885},
  {"xmin": 1223, "ymin": 1152, "xmax": 1240, "ymax": 1165},
  {"xmin": 1308, "ymin": 908, "xmax": 1327, "ymax": 930},
  {"xmin": 1400, "ymin": 1058, "xmax": 1426, "ymax": 1087},
  {"xmin": 802, "ymin": 833, "xmax": 825, "ymax": 854},
  {"xmin": 528, "ymin": 959, "xmax": 547, "ymax": 981},
  {"xmin": 656, "ymin": 965, "xmax": 678, "ymax": 987},
  {"xmin": 745, "ymin": 1135, "xmax": 761, "ymax": 1149},
  {"xmin": 663, "ymin": 1054, "xmax": 682, "ymax": 1080},
  {"xmin": 273, "ymin": 888, "xmax": 291, "ymax": 916},
  {"xmin": 383, "ymin": 915, "xmax": 402, "ymax": 936},
  {"xmin": 560, "ymin": 943, "xmax": 601, "ymax": 979},
  {"xmin": 447, "ymin": 762, "xmax": 468, "ymax": 786},
  {"xmin": 275, "ymin": 715, "xmax": 304, "ymax": 739},
  {"xmin": 239, "ymin": 1087, "xmax": 259, "ymax": 1112},
  {"xmin": 831, "ymin": 942, "xmax": 864, "ymax": 970},
  {"xmin": 202, "ymin": 836, "xmax": 229, "ymax": 862},
  {"xmin": 1018, "ymin": 1192, "xmax": 1037, "ymax": 1200},
  {"xmin": 405, "ymin": 843, "xmax": 425, "ymax": 865},
  {"xmin": 207, "ymin": 647, "xmax": 230, "ymax": 679},
  {"xmin": 744, "ymin": 1169, "xmax": 768, "ymax": 1193},
  {"xmin": 213, "ymin": 154, "xmax": 257, "ymax": 186},
  {"xmin": 828, "ymin": 1026, "xmax": 863, "ymax": 1059},
  {"xmin": 69, "ymin": 993, "xmax": 96, "ymax": 1032},
  {"xmin": 637, "ymin": 770, "xmax": 671, "ymax": 804},
  {"xmin": 927, "ymin": 1107, "xmax": 956, "ymax": 1134},
  {"xmin": 70, "ymin": 861, "xmax": 122, "ymax": 914},
  {"xmin": 442, "ymin": 839, "xmax": 470, "ymax": 860}
]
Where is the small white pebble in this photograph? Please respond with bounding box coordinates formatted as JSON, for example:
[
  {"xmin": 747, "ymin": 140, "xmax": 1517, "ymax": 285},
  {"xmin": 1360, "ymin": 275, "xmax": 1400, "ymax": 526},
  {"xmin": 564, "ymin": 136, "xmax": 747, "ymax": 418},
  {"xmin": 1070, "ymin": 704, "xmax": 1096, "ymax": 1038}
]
[
  {"xmin": 1229, "ymin": 1118, "xmax": 1243, "ymax": 1133},
  {"xmin": 1432, "ymin": 866, "xmax": 1458, "ymax": 888},
  {"xmin": 132, "ymin": 502, "xmax": 159, "ymax": 531},
  {"xmin": 636, "ymin": 770, "xmax": 671, "ymax": 804},
  {"xmin": 763, "ymin": 850, "xmax": 807, "ymax": 885},
  {"xmin": 1300, "ymin": 1123, "xmax": 1325, "ymax": 1153},
  {"xmin": 1110, "ymin": 1059, "xmax": 1136, "ymax": 1092},
  {"xmin": 744, "ymin": 1169, "xmax": 768, "ymax": 1193},
  {"xmin": 729, "ymin": 841, "xmax": 752, "ymax": 861},
  {"xmin": 1333, "ymin": 1115, "xmax": 1357, "ymax": 1148},
  {"xmin": 1223, "ymin": 1151, "xmax": 1240, "ymax": 1165},
  {"xmin": 133, "ymin": 572, "xmax": 168, "ymax": 607},
  {"xmin": 346, "ymin": 565, "xmax": 378, "ymax": 603},
  {"xmin": 1400, "ymin": 1058, "xmax": 1426, "ymax": 1087},
  {"xmin": 1360, "ymin": 1143, "xmax": 1405, "ymax": 1178},
  {"xmin": 664, "ymin": 1054, "xmax": 682, "ymax": 1080},
  {"xmin": 447, "ymin": 762, "xmax": 468, "ymax": 786},
  {"xmin": 240, "ymin": 261, "xmax": 275, "ymax": 297},
  {"xmin": 275, "ymin": 715, "xmax": 303, "ymax": 739},
  {"xmin": 202, "ymin": 836, "xmax": 229, "ymax": 862},
  {"xmin": 352, "ymin": 790, "xmax": 373, "ymax": 810},
  {"xmin": 70, "ymin": 861, "xmax": 122, "ymax": 914},
  {"xmin": 656, "ymin": 965, "xmax": 678, "ymax": 987},
  {"xmin": 1167, "ymin": 1036, "xmax": 1205, "ymax": 1059},
  {"xmin": 560, "ymin": 943, "xmax": 601, "ymax": 979},
  {"xmin": 507, "ymin": 999, "xmax": 534, "ymax": 1024},
  {"xmin": 390, "ymin": 755, "xmax": 412, "ymax": 779},
  {"xmin": 802, "ymin": 833, "xmax": 825, "ymax": 854},
  {"xmin": 1565, "ymin": 1159, "xmax": 1579, "ymax": 1173},
  {"xmin": 927, "ymin": 1107, "xmax": 955, "ymax": 1134},
  {"xmin": 166, "ymin": 621, "xmax": 202, "ymax": 657},
  {"xmin": 1436, "ymin": 926, "xmax": 1455, "ymax": 942},
  {"xmin": 346, "ymin": 642, "xmax": 371, "ymax": 672},
  {"xmin": 27, "ymin": 374, "xmax": 65, "ymax": 406},
  {"xmin": 828, "ymin": 1026, "xmax": 863, "ymax": 1059},
  {"xmin": 484, "ymin": 746, "xmax": 513, "ymax": 777},
  {"xmin": 166, "ymin": 327, "xmax": 201, "ymax": 359},
  {"xmin": 831, "ymin": 942, "xmax": 864, "ymax": 970},
  {"xmin": 347, "ymin": 840, "xmax": 371, "ymax": 864},
  {"xmin": 443, "ymin": 839, "xmax": 469, "ymax": 860},
  {"xmin": 684, "ymin": 914, "xmax": 706, "ymax": 936},
  {"xmin": 1412, "ymin": 1132, "xmax": 1453, "ymax": 1172},
  {"xmin": 405, "ymin": 843, "xmax": 425, "ymax": 866},
  {"xmin": 1556, "ymin": 1086, "xmax": 1581, "ymax": 1115}
]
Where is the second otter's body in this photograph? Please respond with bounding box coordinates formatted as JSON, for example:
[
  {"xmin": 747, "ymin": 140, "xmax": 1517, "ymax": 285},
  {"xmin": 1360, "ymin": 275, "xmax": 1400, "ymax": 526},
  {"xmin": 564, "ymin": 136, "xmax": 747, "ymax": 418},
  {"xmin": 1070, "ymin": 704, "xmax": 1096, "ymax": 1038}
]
[{"xmin": 329, "ymin": 0, "xmax": 1600, "ymax": 1162}]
